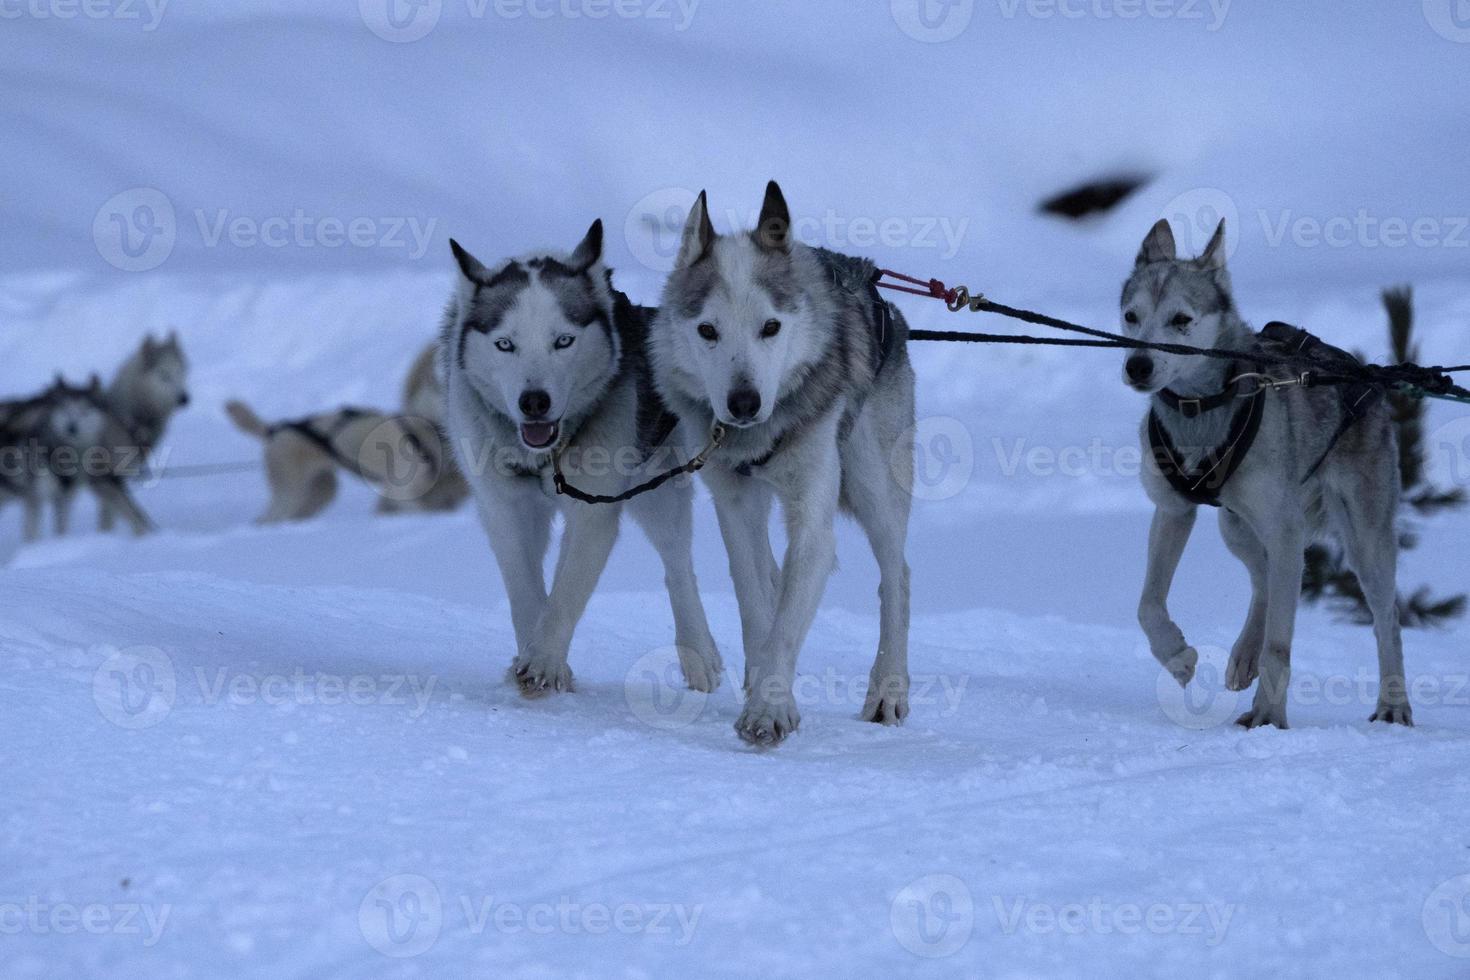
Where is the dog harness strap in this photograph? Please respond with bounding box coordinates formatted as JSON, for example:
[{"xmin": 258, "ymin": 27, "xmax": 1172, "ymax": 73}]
[{"xmin": 1148, "ymin": 381, "xmax": 1266, "ymax": 507}]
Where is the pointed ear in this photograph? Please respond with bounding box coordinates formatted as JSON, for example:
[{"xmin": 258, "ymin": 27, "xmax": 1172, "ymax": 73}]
[
  {"xmin": 449, "ymin": 238, "xmax": 493, "ymax": 285},
  {"xmin": 676, "ymin": 191, "xmax": 715, "ymax": 269},
  {"xmin": 53, "ymin": 372, "xmax": 64, "ymax": 387},
  {"xmin": 1197, "ymin": 219, "xmax": 1228, "ymax": 270},
  {"xmin": 755, "ymin": 180, "xmax": 792, "ymax": 254},
  {"xmin": 1136, "ymin": 219, "xmax": 1177, "ymax": 266},
  {"xmin": 88, "ymin": 373, "xmax": 102, "ymax": 391},
  {"xmin": 569, "ymin": 219, "xmax": 604, "ymax": 273},
  {"xmin": 167, "ymin": 328, "xmax": 180, "ymax": 347}
]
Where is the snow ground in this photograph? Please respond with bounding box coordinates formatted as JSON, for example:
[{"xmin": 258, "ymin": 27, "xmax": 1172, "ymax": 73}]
[{"xmin": 5, "ymin": 2, "xmax": 1470, "ymax": 977}]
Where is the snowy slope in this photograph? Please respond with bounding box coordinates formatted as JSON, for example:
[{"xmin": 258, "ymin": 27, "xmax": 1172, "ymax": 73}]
[{"xmin": 5, "ymin": 2, "xmax": 1470, "ymax": 977}]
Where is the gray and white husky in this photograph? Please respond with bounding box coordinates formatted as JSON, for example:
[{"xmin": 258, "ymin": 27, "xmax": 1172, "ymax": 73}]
[
  {"xmin": 648, "ymin": 182, "xmax": 917, "ymax": 746},
  {"xmin": 440, "ymin": 220, "xmax": 723, "ymax": 697},
  {"xmin": 1121, "ymin": 218, "xmax": 1409, "ymax": 729}
]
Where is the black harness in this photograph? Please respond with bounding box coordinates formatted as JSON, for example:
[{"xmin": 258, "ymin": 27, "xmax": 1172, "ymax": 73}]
[
  {"xmin": 270, "ymin": 407, "xmax": 410, "ymax": 478},
  {"xmin": 1148, "ymin": 322, "xmax": 1382, "ymax": 507}
]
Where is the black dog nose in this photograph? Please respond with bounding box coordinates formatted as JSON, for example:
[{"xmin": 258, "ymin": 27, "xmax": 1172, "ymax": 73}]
[
  {"xmin": 519, "ymin": 389, "xmax": 552, "ymax": 419},
  {"xmin": 1126, "ymin": 356, "xmax": 1154, "ymax": 384},
  {"xmin": 178, "ymin": 393, "xmax": 191, "ymax": 407},
  {"xmin": 727, "ymin": 387, "xmax": 761, "ymax": 423}
]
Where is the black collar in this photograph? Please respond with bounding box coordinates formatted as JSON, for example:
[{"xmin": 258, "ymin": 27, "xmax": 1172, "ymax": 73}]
[
  {"xmin": 1148, "ymin": 384, "xmax": 1265, "ymax": 507},
  {"xmin": 1155, "ymin": 364, "xmax": 1242, "ymax": 419}
]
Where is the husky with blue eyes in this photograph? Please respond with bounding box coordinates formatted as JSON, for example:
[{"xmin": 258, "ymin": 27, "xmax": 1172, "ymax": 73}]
[{"xmin": 440, "ymin": 220, "xmax": 723, "ymax": 699}]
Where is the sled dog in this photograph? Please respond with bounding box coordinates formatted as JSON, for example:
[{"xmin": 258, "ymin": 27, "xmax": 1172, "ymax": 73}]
[
  {"xmin": 439, "ymin": 220, "xmax": 723, "ymax": 697},
  {"xmin": 1121, "ymin": 218, "xmax": 1409, "ymax": 729},
  {"xmin": 648, "ymin": 182, "xmax": 916, "ymax": 745}
]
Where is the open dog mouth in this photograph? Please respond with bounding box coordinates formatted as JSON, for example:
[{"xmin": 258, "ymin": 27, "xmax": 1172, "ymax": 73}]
[{"xmin": 519, "ymin": 421, "xmax": 560, "ymax": 450}]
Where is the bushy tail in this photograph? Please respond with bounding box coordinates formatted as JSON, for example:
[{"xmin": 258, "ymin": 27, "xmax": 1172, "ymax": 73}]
[{"xmin": 225, "ymin": 400, "xmax": 270, "ymax": 438}]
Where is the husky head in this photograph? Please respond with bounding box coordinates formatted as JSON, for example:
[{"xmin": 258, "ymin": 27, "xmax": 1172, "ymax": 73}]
[
  {"xmin": 44, "ymin": 374, "xmax": 107, "ymax": 447},
  {"xmin": 124, "ymin": 332, "xmax": 191, "ymax": 415},
  {"xmin": 1119, "ymin": 219, "xmax": 1238, "ymax": 394},
  {"xmin": 653, "ymin": 181, "xmax": 825, "ymax": 429},
  {"xmin": 447, "ymin": 221, "xmax": 620, "ymax": 452}
]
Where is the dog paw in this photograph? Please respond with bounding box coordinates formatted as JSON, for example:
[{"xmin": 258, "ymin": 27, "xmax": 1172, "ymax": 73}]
[
  {"xmin": 1234, "ymin": 705, "xmax": 1288, "ymax": 730},
  {"xmin": 735, "ymin": 699, "xmax": 800, "ymax": 747},
  {"xmin": 509, "ymin": 651, "xmax": 573, "ymax": 699},
  {"xmin": 677, "ymin": 642, "xmax": 723, "ymax": 694},
  {"xmin": 1162, "ymin": 646, "xmax": 1198, "ymax": 688},
  {"xmin": 1370, "ymin": 702, "xmax": 1414, "ymax": 727},
  {"xmin": 860, "ymin": 673, "xmax": 910, "ymax": 725},
  {"xmin": 1225, "ymin": 644, "xmax": 1260, "ymax": 692}
]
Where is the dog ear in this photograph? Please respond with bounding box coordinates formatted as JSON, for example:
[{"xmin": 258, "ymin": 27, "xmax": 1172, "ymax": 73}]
[
  {"xmin": 569, "ymin": 219, "xmax": 604, "ymax": 273},
  {"xmin": 88, "ymin": 373, "xmax": 102, "ymax": 392},
  {"xmin": 1197, "ymin": 219, "xmax": 1228, "ymax": 271},
  {"xmin": 676, "ymin": 191, "xmax": 715, "ymax": 269},
  {"xmin": 449, "ymin": 238, "xmax": 494, "ymax": 286},
  {"xmin": 1136, "ymin": 219, "xmax": 1177, "ymax": 266},
  {"xmin": 755, "ymin": 180, "xmax": 792, "ymax": 254}
]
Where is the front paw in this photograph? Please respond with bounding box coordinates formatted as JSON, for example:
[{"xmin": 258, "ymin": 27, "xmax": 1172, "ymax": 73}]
[
  {"xmin": 509, "ymin": 647, "xmax": 574, "ymax": 699},
  {"xmin": 860, "ymin": 672, "xmax": 909, "ymax": 726},
  {"xmin": 1225, "ymin": 643, "xmax": 1260, "ymax": 692},
  {"xmin": 735, "ymin": 697, "xmax": 801, "ymax": 747},
  {"xmin": 1161, "ymin": 646, "xmax": 1198, "ymax": 688},
  {"xmin": 1370, "ymin": 702, "xmax": 1414, "ymax": 727},
  {"xmin": 677, "ymin": 641, "xmax": 723, "ymax": 694},
  {"xmin": 1235, "ymin": 704, "xmax": 1287, "ymax": 730}
]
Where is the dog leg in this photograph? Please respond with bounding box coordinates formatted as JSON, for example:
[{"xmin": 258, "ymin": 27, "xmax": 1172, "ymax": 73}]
[
  {"xmin": 512, "ymin": 500, "xmax": 621, "ymax": 697},
  {"xmin": 1218, "ymin": 509, "xmax": 1267, "ymax": 691},
  {"xmin": 629, "ymin": 482, "xmax": 723, "ymax": 693},
  {"xmin": 475, "ymin": 486, "xmax": 553, "ymax": 660},
  {"xmin": 704, "ymin": 466, "xmax": 780, "ymax": 691},
  {"xmin": 53, "ymin": 484, "xmax": 76, "ymax": 537},
  {"xmin": 98, "ymin": 496, "xmax": 116, "ymax": 533},
  {"xmin": 1336, "ymin": 489, "xmax": 1412, "ymax": 725},
  {"xmin": 22, "ymin": 493, "xmax": 42, "ymax": 542},
  {"xmin": 1138, "ymin": 503, "xmax": 1199, "ymax": 686},
  {"xmin": 1237, "ymin": 514, "xmax": 1304, "ymax": 730},
  {"xmin": 735, "ymin": 424, "xmax": 842, "ymax": 746},
  {"xmin": 89, "ymin": 479, "xmax": 154, "ymax": 536},
  {"xmin": 843, "ymin": 425, "xmax": 913, "ymax": 726}
]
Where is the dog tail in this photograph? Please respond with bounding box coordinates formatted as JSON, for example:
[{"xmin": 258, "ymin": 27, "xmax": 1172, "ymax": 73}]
[{"xmin": 225, "ymin": 400, "xmax": 270, "ymax": 438}]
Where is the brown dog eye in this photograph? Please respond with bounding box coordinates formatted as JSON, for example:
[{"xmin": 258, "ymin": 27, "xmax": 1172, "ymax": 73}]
[
  {"xmin": 1171, "ymin": 313, "xmax": 1193, "ymax": 328},
  {"xmin": 697, "ymin": 323, "xmax": 719, "ymax": 342},
  {"xmin": 761, "ymin": 319, "xmax": 782, "ymax": 338},
  {"xmin": 1124, "ymin": 311, "xmax": 1139, "ymax": 324}
]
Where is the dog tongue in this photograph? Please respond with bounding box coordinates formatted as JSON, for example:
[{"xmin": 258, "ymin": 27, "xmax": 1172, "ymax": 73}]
[{"xmin": 521, "ymin": 422, "xmax": 558, "ymax": 449}]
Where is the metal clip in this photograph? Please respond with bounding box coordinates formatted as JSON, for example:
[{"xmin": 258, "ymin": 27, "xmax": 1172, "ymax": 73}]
[
  {"xmin": 1231, "ymin": 371, "xmax": 1314, "ymax": 394},
  {"xmin": 689, "ymin": 423, "xmax": 727, "ymax": 472}
]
